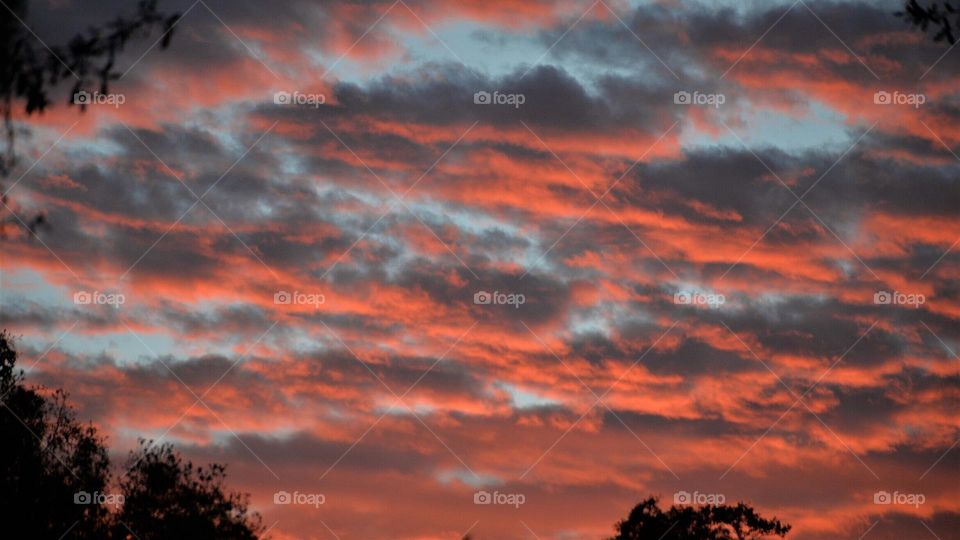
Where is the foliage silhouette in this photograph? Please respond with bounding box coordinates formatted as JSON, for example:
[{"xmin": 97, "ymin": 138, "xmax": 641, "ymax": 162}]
[
  {"xmin": 898, "ymin": 0, "xmax": 959, "ymax": 44},
  {"xmin": 0, "ymin": 331, "xmax": 111, "ymax": 539},
  {"xmin": 1, "ymin": 0, "xmax": 178, "ymax": 235},
  {"xmin": 608, "ymin": 497, "xmax": 791, "ymax": 540},
  {"xmin": 0, "ymin": 331, "xmax": 264, "ymax": 539},
  {"xmin": 114, "ymin": 441, "xmax": 264, "ymax": 540}
]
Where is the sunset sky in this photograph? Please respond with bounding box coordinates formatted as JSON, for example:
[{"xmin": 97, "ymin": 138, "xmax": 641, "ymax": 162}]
[{"xmin": 2, "ymin": 0, "xmax": 959, "ymax": 538}]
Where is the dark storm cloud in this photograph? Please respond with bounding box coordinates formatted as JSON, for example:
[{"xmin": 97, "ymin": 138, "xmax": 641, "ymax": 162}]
[{"xmin": 300, "ymin": 62, "xmax": 677, "ymax": 131}]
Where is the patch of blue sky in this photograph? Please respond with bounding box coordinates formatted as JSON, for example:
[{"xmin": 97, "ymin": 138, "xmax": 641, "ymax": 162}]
[
  {"xmin": 311, "ymin": 16, "xmax": 551, "ymax": 83},
  {"xmin": 52, "ymin": 330, "xmax": 178, "ymax": 368},
  {"xmin": 497, "ymin": 381, "xmax": 559, "ymax": 409},
  {"xmin": 266, "ymin": 323, "xmax": 331, "ymax": 356},
  {"xmin": 569, "ymin": 308, "xmax": 614, "ymax": 338},
  {"xmin": 437, "ymin": 468, "xmax": 501, "ymax": 489},
  {"xmin": 570, "ymin": 300, "xmax": 654, "ymax": 338},
  {"xmin": 681, "ymin": 100, "xmax": 851, "ymax": 153},
  {"xmin": 67, "ymin": 134, "xmax": 126, "ymax": 164},
  {"xmin": 2, "ymin": 267, "xmax": 64, "ymax": 306},
  {"xmin": 671, "ymin": 280, "xmax": 723, "ymax": 296},
  {"xmin": 437, "ymin": 21, "xmax": 546, "ymax": 77},
  {"xmin": 650, "ymin": 0, "xmax": 902, "ymax": 18},
  {"xmin": 376, "ymin": 401, "xmax": 436, "ymax": 416},
  {"xmin": 404, "ymin": 198, "xmax": 524, "ymax": 238},
  {"xmin": 0, "ymin": 270, "xmax": 177, "ymax": 364}
]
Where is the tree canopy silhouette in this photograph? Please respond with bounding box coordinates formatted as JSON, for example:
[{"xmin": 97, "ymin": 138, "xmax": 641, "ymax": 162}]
[
  {"xmin": 608, "ymin": 497, "xmax": 791, "ymax": 540},
  {"xmin": 898, "ymin": 1, "xmax": 960, "ymax": 44},
  {"xmin": 1, "ymin": 0, "xmax": 179, "ymax": 236},
  {"xmin": 0, "ymin": 331, "xmax": 263, "ymax": 539},
  {"xmin": 115, "ymin": 441, "xmax": 264, "ymax": 540},
  {"xmin": 0, "ymin": 331, "xmax": 111, "ymax": 539},
  {"xmin": 1, "ymin": 0, "xmax": 180, "ymax": 174}
]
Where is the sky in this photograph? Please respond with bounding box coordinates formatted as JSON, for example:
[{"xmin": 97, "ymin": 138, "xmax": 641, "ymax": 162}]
[{"xmin": 1, "ymin": 0, "xmax": 959, "ymax": 538}]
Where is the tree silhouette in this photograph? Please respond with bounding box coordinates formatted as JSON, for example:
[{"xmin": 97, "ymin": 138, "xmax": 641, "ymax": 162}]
[
  {"xmin": 608, "ymin": 497, "xmax": 790, "ymax": 540},
  {"xmin": 0, "ymin": 331, "xmax": 264, "ymax": 539},
  {"xmin": 1, "ymin": 0, "xmax": 179, "ymax": 236},
  {"xmin": 0, "ymin": 331, "xmax": 111, "ymax": 539},
  {"xmin": 1, "ymin": 0, "xmax": 179, "ymax": 174},
  {"xmin": 898, "ymin": 1, "xmax": 959, "ymax": 44},
  {"xmin": 114, "ymin": 441, "xmax": 264, "ymax": 540}
]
